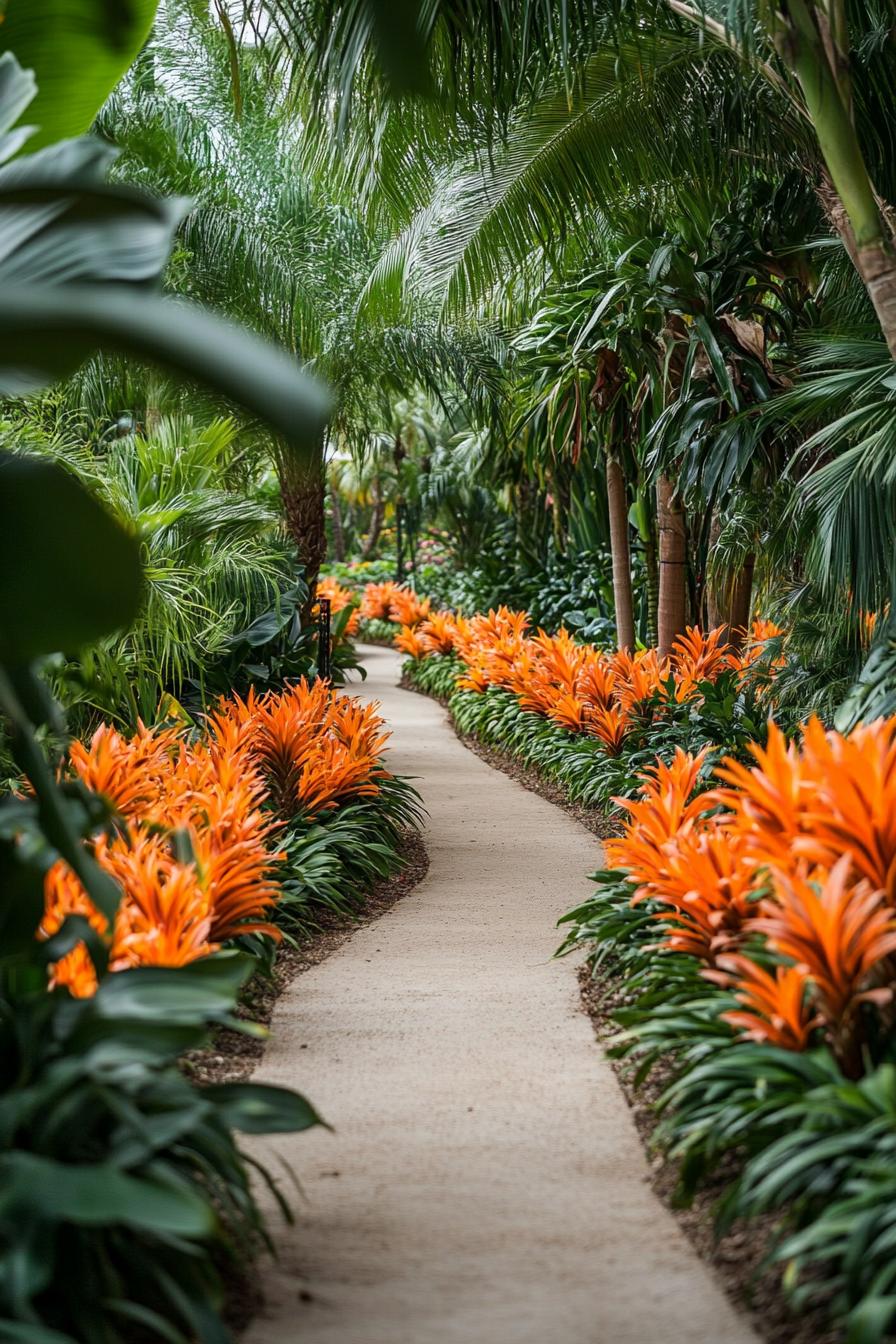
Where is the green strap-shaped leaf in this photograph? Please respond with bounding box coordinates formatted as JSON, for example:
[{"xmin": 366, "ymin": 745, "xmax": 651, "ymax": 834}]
[
  {"xmin": 0, "ymin": 1151, "xmax": 214, "ymax": 1235},
  {"xmin": 0, "ymin": 0, "xmax": 160, "ymax": 149},
  {"xmin": 202, "ymin": 1082, "xmax": 327, "ymax": 1134}
]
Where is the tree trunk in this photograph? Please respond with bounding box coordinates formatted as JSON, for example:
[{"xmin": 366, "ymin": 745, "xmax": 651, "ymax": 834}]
[
  {"xmin": 605, "ymin": 455, "xmax": 635, "ymax": 651},
  {"xmin": 786, "ymin": 10, "xmax": 896, "ymax": 360},
  {"xmin": 280, "ymin": 455, "xmax": 327, "ymax": 624},
  {"xmin": 644, "ymin": 534, "xmax": 659, "ymax": 648},
  {"xmin": 706, "ymin": 511, "xmax": 755, "ymax": 650},
  {"xmin": 329, "ymin": 486, "xmax": 346, "ymax": 562},
  {"xmin": 657, "ymin": 474, "xmax": 688, "ymax": 656},
  {"xmin": 362, "ymin": 479, "xmax": 384, "ymax": 558},
  {"xmin": 726, "ymin": 555, "xmax": 755, "ymax": 652}
]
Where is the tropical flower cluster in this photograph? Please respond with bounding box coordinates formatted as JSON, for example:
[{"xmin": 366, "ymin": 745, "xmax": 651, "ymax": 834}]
[
  {"xmin": 387, "ymin": 591, "xmax": 782, "ymax": 754},
  {"xmin": 360, "ymin": 579, "xmax": 432, "ymax": 628},
  {"xmin": 46, "ymin": 680, "xmax": 394, "ymax": 997},
  {"xmin": 608, "ymin": 720, "xmax": 896, "ymax": 1073}
]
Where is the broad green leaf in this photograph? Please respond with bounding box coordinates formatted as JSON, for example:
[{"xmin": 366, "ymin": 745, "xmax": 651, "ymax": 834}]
[
  {"xmin": 0, "ymin": 839, "xmax": 46, "ymax": 961},
  {"xmin": 203, "ymin": 1082, "xmax": 326, "ymax": 1134},
  {"xmin": 0, "ymin": 49, "xmax": 37, "ymax": 161},
  {"xmin": 0, "ymin": 0, "xmax": 159, "ymax": 150},
  {"xmin": 0, "ymin": 1325, "xmax": 78, "ymax": 1344},
  {"xmin": 0, "ymin": 453, "xmax": 142, "ymax": 661},
  {"xmin": 0, "ymin": 1151, "xmax": 214, "ymax": 1235},
  {"xmin": 0, "ymin": 288, "xmax": 331, "ymax": 454},
  {"xmin": 88, "ymin": 952, "xmax": 252, "ymax": 1024}
]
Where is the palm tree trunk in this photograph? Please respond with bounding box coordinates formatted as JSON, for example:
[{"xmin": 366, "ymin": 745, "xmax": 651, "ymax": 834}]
[
  {"xmin": 657, "ymin": 474, "xmax": 687, "ymax": 655},
  {"xmin": 784, "ymin": 4, "xmax": 896, "ymax": 359},
  {"xmin": 605, "ymin": 455, "xmax": 635, "ymax": 651},
  {"xmin": 280, "ymin": 452, "xmax": 327, "ymax": 623},
  {"xmin": 706, "ymin": 512, "xmax": 755, "ymax": 650},
  {"xmin": 726, "ymin": 555, "xmax": 755, "ymax": 652},
  {"xmin": 330, "ymin": 486, "xmax": 346, "ymax": 562}
]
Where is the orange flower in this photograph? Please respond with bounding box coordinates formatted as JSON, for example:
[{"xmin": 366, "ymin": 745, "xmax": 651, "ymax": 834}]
[
  {"xmin": 605, "ymin": 747, "xmax": 713, "ymax": 895},
  {"xmin": 796, "ymin": 716, "xmax": 896, "ymax": 902},
  {"xmin": 589, "ymin": 703, "xmax": 630, "ymax": 755},
  {"xmin": 649, "ymin": 824, "xmax": 756, "ymax": 963},
  {"xmin": 670, "ymin": 626, "xmax": 733, "ymax": 702},
  {"xmin": 68, "ymin": 720, "xmax": 180, "ymax": 819},
  {"xmin": 389, "ymin": 587, "xmax": 431, "ymax": 627},
  {"xmin": 711, "ymin": 955, "xmax": 820, "ymax": 1051},
  {"xmin": 714, "ymin": 722, "xmax": 810, "ymax": 869},
  {"xmin": 611, "ymin": 648, "xmax": 669, "ymax": 714},
  {"xmin": 750, "ymin": 856, "xmax": 896, "ymax": 1029},
  {"xmin": 418, "ymin": 611, "xmax": 462, "ymax": 655},
  {"xmin": 394, "ymin": 624, "xmax": 428, "ymax": 659},
  {"xmin": 360, "ymin": 581, "xmax": 399, "ymax": 621}
]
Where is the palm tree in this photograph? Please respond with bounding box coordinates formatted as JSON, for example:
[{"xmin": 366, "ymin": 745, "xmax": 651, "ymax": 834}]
[
  {"xmin": 98, "ymin": 1, "xmax": 504, "ymax": 613},
  {"xmin": 254, "ymin": 0, "xmax": 896, "ymax": 360}
]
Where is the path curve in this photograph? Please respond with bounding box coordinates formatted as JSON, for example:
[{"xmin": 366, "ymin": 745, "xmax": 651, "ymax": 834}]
[{"xmin": 246, "ymin": 645, "xmax": 758, "ymax": 1344}]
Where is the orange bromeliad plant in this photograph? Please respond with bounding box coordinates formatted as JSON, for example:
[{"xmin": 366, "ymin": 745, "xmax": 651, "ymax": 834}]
[
  {"xmin": 604, "ymin": 747, "xmax": 714, "ymax": 896},
  {"xmin": 46, "ymin": 678, "xmax": 395, "ymax": 997},
  {"xmin": 604, "ymin": 713, "xmax": 896, "ymax": 1068},
  {"xmin": 709, "ymin": 955, "xmax": 822, "ymax": 1051},
  {"xmin": 214, "ymin": 679, "xmax": 390, "ymax": 820},
  {"xmin": 396, "ymin": 598, "xmax": 767, "ymax": 757}
]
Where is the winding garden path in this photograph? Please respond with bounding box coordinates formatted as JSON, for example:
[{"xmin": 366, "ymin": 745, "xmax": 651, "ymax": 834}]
[{"xmin": 246, "ymin": 645, "xmax": 758, "ymax": 1344}]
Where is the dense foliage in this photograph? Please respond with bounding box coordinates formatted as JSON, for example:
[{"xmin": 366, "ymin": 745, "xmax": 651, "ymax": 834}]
[
  {"xmin": 10, "ymin": 0, "xmax": 896, "ymax": 1338},
  {"xmin": 386, "ymin": 582, "xmax": 896, "ymax": 1339}
]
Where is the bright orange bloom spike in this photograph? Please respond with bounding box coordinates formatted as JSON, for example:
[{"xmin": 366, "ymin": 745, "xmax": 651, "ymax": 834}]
[
  {"xmin": 49, "ymin": 943, "xmax": 100, "ymax": 999},
  {"xmin": 711, "ymin": 954, "xmax": 820, "ymax": 1051},
  {"xmin": 751, "ymin": 855, "xmax": 896, "ymax": 1029},
  {"xmin": 394, "ymin": 624, "xmax": 428, "ymax": 659},
  {"xmin": 796, "ymin": 716, "xmax": 896, "ymax": 902},
  {"xmin": 589, "ymin": 704, "xmax": 630, "ymax": 755},
  {"xmin": 359, "ymin": 581, "xmax": 400, "ymax": 621},
  {"xmin": 388, "ymin": 587, "xmax": 431, "ymax": 627},
  {"xmin": 714, "ymin": 721, "xmax": 810, "ymax": 869},
  {"xmin": 68, "ymin": 720, "xmax": 180, "ymax": 819},
  {"xmin": 647, "ymin": 825, "xmax": 757, "ymax": 963},
  {"xmin": 418, "ymin": 611, "xmax": 462, "ymax": 655},
  {"xmin": 605, "ymin": 747, "xmax": 713, "ymax": 895}
]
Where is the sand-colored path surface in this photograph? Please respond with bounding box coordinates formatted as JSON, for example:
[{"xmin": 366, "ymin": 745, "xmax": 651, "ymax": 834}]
[{"xmin": 246, "ymin": 644, "xmax": 758, "ymax": 1344}]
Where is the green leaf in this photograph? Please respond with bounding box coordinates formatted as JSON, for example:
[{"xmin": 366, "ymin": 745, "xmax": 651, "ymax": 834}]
[
  {"xmin": 0, "ymin": 0, "xmax": 160, "ymax": 150},
  {"xmin": 0, "ymin": 49, "xmax": 37, "ymax": 161},
  {"xmin": 0, "ymin": 452, "xmax": 142, "ymax": 661},
  {"xmin": 87, "ymin": 952, "xmax": 252, "ymax": 1025},
  {"xmin": 202, "ymin": 1082, "xmax": 326, "ymax": 1135},
  {"xmin": 0, "ymin": 1152, "xmax": 214, "ymax": 1236},
  {"xmin": 0, "ymin": 287, "xmax": 331, "ymax": 455}
]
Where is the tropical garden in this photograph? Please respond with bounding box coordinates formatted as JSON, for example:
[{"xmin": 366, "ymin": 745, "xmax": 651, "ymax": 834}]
[{"xmin": 6, "ymin": 0, "xmax": 896, "ymax": 1340}]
